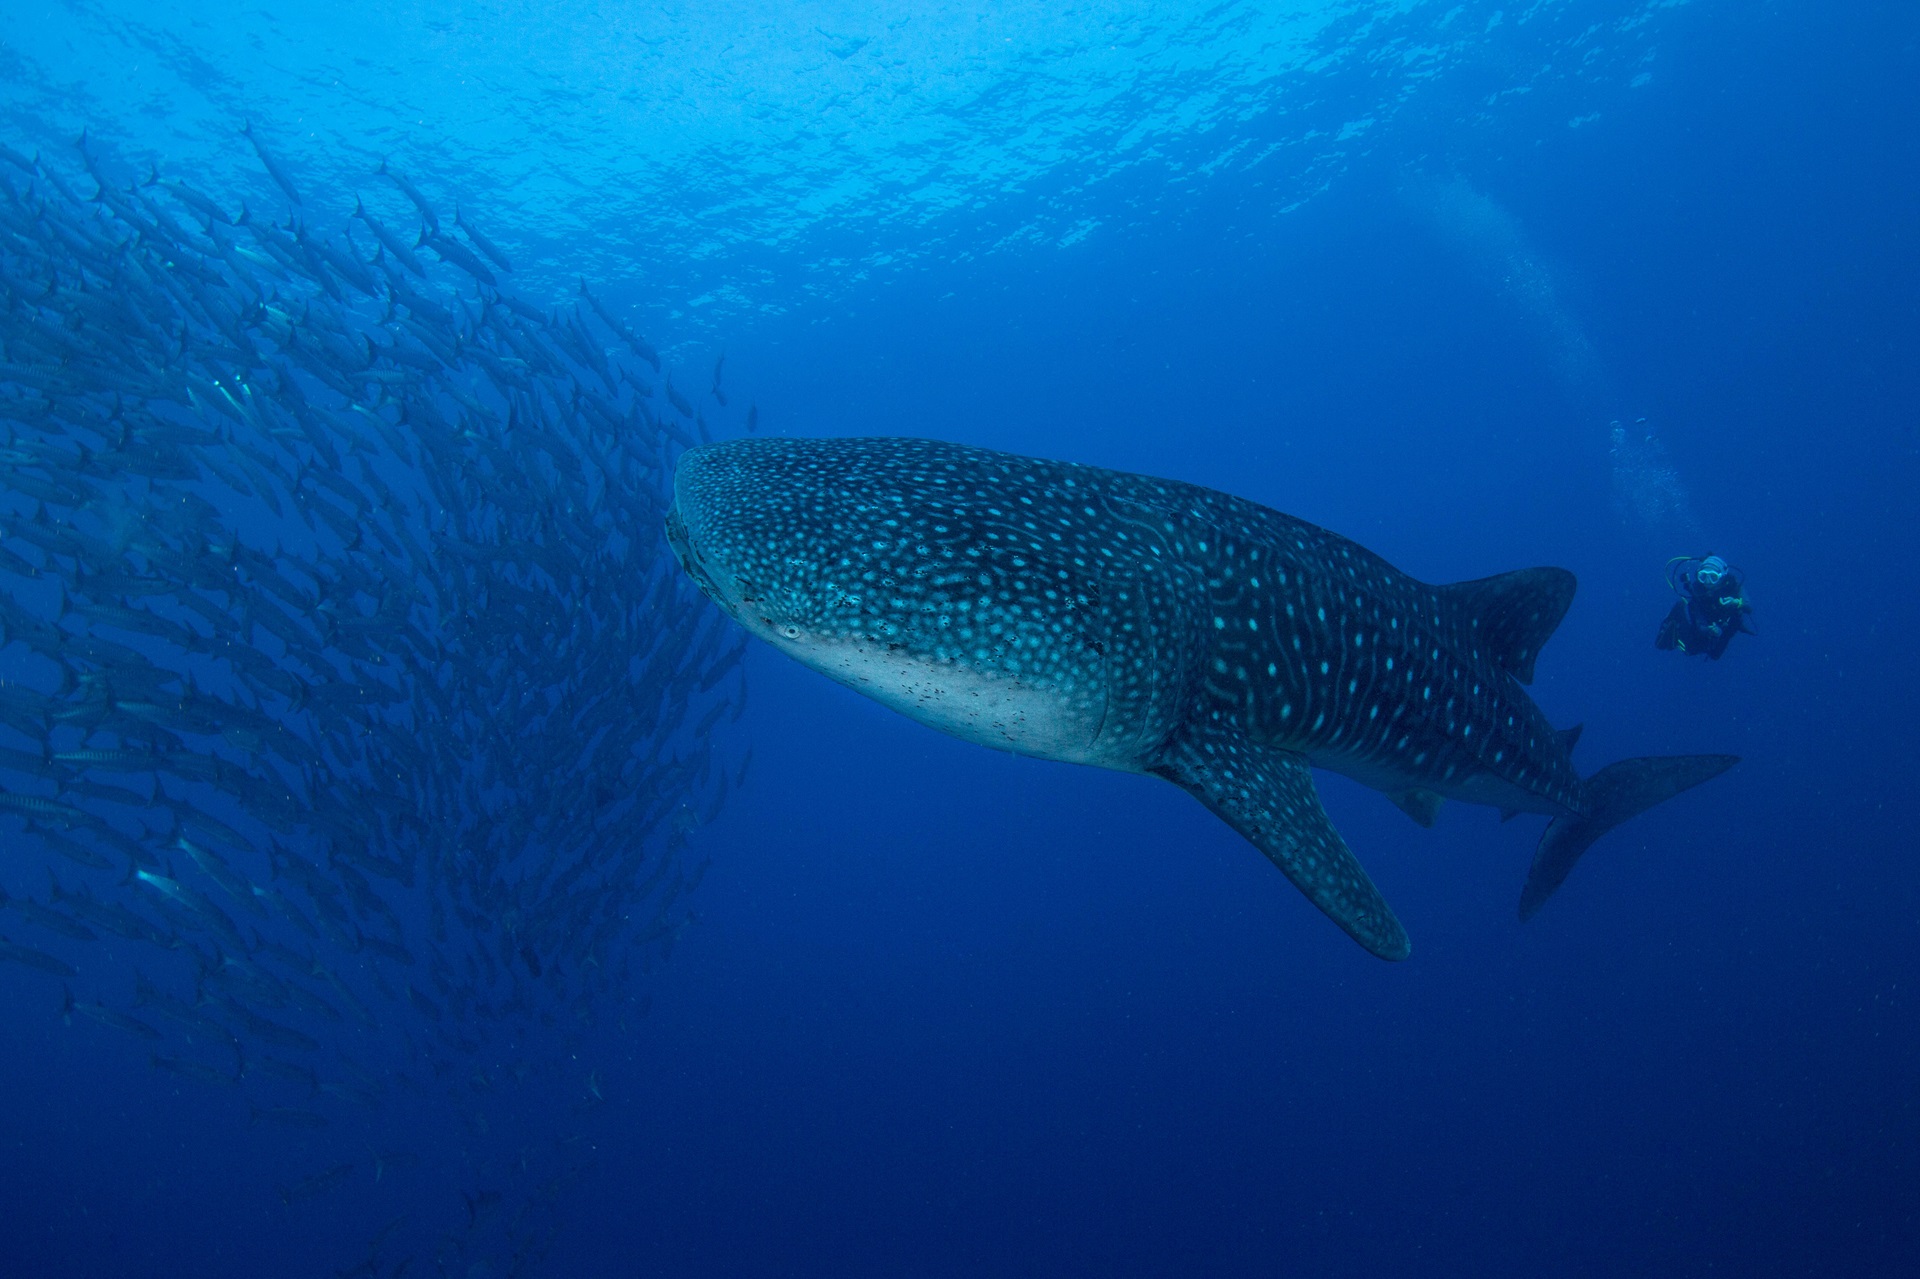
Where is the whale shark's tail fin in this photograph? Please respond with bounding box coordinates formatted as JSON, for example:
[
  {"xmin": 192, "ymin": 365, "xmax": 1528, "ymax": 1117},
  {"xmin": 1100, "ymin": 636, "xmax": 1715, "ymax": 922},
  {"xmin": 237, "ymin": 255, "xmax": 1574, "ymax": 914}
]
[{"xmin": 1519, "ymin": 754, "xmax": 1740, "ymax": 921}]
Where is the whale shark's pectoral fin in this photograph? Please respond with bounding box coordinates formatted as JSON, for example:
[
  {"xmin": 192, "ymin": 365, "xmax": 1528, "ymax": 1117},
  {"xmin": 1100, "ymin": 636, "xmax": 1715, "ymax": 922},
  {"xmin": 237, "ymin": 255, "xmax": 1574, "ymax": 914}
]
[{"xmin": 1153, "ymin": 727, "xmax": 1411, "ymax": 961}]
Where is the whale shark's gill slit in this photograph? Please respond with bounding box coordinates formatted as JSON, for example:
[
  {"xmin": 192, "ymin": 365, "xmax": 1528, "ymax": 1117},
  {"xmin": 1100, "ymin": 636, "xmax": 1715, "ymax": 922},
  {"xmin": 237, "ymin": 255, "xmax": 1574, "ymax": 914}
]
[{"xmin": 1090, "ymin": 647, "xmax": 1114, "ymax": 752}]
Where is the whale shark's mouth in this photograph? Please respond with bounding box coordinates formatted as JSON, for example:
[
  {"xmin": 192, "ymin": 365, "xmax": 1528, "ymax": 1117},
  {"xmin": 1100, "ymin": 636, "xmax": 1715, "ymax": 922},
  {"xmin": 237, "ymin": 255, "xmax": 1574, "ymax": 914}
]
[{"xmin": 664, "ymin": 505, "xmax": 723, "ymax": 607}]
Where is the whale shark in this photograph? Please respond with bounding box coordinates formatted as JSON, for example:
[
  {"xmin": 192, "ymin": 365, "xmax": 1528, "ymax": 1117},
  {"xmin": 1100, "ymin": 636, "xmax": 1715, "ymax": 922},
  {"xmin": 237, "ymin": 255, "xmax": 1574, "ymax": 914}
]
[{"xmin": 667, "ymin": 437, "xmax": 1737, "ymax": 960}]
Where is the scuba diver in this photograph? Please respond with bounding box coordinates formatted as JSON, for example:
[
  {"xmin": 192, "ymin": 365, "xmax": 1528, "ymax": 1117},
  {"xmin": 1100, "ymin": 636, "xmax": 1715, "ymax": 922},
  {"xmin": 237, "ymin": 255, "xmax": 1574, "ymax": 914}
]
[{"xmin": 1656, "ymin": 554, "xmax": 1755, "ymax": 660}]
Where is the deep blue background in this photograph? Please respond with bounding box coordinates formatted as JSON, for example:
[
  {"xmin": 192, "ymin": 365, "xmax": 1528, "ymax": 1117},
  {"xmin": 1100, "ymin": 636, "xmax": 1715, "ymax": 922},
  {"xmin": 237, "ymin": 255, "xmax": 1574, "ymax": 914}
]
[{"xmin": 3, "ymin": 2, "xmax": 1917, "ymax": 1276}]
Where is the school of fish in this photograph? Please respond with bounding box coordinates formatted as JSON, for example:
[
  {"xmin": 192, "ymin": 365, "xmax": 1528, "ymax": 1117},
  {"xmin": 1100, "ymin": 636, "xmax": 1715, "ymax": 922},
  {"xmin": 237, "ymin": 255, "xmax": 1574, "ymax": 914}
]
[{"xmin": 0, "ymin": 125, "xmax": 745, "ymax": 1275}]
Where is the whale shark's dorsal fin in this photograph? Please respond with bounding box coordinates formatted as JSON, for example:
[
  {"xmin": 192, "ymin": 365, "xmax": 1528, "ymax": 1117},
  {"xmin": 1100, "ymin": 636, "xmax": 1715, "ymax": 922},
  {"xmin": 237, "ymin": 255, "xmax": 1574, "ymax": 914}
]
[
  {"xmin": 1153, "ymin": 723, "xmax": 1411, "ymax": 961},
  {"xmin": 1438, "ymin": 567, "xmax": 1577, "ymax": 685}
]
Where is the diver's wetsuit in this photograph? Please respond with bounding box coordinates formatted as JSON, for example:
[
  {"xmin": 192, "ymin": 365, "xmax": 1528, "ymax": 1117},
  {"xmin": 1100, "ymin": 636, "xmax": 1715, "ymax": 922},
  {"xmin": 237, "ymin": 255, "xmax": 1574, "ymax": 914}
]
[{"xmin": 1655, "ymin": 558, "xmax": 1754, "ymax": 660}]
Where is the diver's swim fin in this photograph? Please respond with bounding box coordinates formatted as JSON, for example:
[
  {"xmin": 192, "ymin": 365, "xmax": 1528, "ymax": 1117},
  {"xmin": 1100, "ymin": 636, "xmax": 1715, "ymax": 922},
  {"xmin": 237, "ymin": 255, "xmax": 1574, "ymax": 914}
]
[{"xmin": 1518, "ymin": 754, "xmax": 1740, "ymax": 921}]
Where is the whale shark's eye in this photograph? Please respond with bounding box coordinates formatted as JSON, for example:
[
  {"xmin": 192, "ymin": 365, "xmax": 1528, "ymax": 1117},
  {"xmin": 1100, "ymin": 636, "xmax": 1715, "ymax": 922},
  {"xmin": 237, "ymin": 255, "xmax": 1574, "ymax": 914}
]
[{"xmin": 778, "ymin": 624, "xmax": 802, "ymax": 639}]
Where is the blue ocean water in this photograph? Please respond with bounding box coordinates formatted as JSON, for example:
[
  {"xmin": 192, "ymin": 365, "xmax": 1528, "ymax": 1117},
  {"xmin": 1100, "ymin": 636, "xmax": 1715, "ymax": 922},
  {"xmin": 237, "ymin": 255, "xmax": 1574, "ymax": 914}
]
[{"xmin": 2, "ymin": 2, "xmax": 1916, "ymax": 1276}]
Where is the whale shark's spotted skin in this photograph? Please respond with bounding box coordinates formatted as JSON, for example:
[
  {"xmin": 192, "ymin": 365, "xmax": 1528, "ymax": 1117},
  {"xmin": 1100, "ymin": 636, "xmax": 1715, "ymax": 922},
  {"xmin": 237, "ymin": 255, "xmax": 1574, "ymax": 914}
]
[{"xmin": 668, "ymin": 437, "xmax": 1736, "ymax": 959}]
